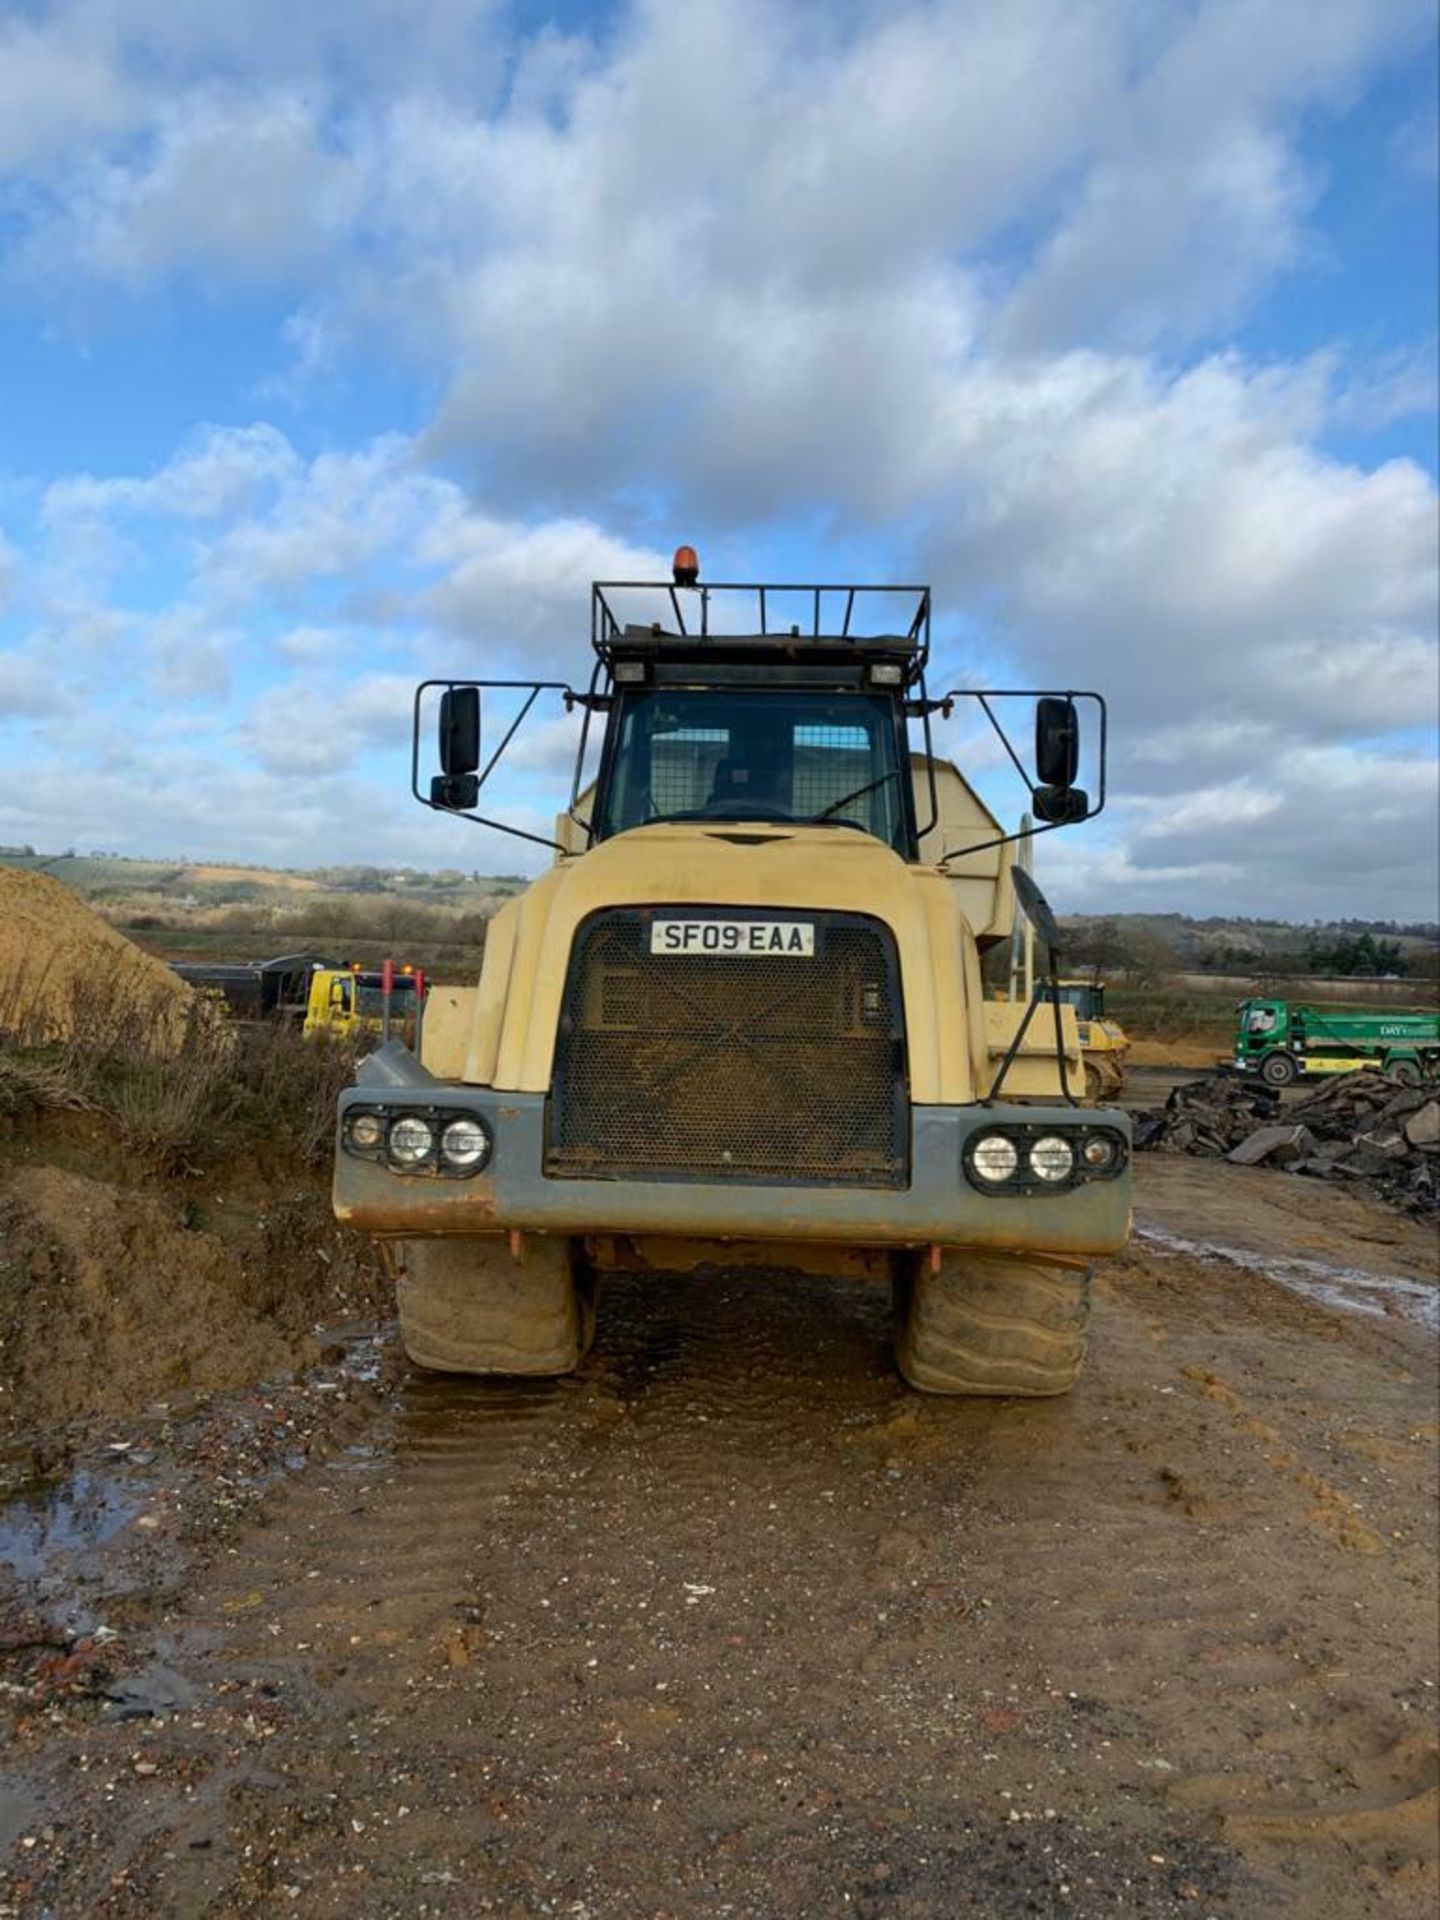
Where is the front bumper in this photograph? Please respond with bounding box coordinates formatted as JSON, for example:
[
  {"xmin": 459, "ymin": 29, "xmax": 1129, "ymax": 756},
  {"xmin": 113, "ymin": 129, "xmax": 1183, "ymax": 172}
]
[{"xmin": 333, "ymin": 1088, "xmax": 1132, "ymax": 1257}]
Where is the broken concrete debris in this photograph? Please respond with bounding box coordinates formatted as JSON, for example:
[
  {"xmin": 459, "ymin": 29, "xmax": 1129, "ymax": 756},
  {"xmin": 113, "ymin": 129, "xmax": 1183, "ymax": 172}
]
[{"xmin": 1135, "ymin": 1071, "xmax": 1439, "ymax": 1216}]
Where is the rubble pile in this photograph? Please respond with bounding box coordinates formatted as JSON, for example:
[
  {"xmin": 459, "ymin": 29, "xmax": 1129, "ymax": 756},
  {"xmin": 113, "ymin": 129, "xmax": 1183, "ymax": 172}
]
[{"xmin": 1135, "ymin": 1070, "xmax": 1440, "ymax": 1216}]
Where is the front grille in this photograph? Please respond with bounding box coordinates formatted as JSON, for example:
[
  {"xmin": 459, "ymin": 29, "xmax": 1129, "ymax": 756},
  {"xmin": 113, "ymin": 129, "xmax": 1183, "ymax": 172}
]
[{"xmin": 546, "ymin": 910, "xmax": 908, "ymax": 1186}]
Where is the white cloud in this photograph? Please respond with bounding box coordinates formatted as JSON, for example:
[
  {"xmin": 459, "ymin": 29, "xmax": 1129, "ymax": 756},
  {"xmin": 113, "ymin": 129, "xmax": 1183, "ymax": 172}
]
[
  {"xmin": 998, "ymin": 0, "xmax": 1433, "ymax": 351},
  {"xmin": 914, "ymin": 350, "xmax": 1437, "ymax": 731},
  {"xmin": 0, "ymin": 645, "xmax": 70, "ymax": 717},
  {"xmin": 47, "ymin": 94, "xmax": 363, "ymax": 286},
  {"xmin": 0, "ymin": 0, "xmax": 1433, "ymax": 916},
  {"xmin": 142, "ymin": 607, "xmax": 234, "ymax": 701},
  {"xmin": 0, "ymin": 13, "xmax": 138, "ymax": 173},
  {"xmin": 244, "ymin": 669, "xmax": 415, "ymax": 775},
  {"xmin": 420, "ymin": 510, "xmax": 667, "ymax": 667}
]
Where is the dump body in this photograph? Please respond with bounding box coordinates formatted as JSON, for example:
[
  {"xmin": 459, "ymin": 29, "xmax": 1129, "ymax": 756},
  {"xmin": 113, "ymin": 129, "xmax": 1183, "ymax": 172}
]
[
  {"xmin": 1236, "ymin": 998, "xmax": 1440, "ymax": 1081},
  {"xmin": 171, "ymin": 952, "xmax": 330, "ymax": 1021}
]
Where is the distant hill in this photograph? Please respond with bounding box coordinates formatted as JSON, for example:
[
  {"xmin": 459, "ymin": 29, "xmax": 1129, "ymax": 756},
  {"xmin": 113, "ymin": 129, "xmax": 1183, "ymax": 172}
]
[
  {"xmin": 4, "ymin": 850, "xmax": 1434, "ymax": 982},
  {"xmin": 0, "ymin": 851, "xmax": 527, "ymax": 913},
  {"xmin": 1060, "ymin": 911, "xmax": 1438, "ymax": 987},
  {"xmin": 1060, "ymin": 910, "xmax": 1437, "ymax": 952}
]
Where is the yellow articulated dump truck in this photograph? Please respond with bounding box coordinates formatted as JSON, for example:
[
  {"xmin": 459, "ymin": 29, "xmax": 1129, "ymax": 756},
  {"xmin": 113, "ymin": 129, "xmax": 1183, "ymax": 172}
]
[{"xmin": 332, "ymin": 554, "xmax": 1131, "ymax": 1395}]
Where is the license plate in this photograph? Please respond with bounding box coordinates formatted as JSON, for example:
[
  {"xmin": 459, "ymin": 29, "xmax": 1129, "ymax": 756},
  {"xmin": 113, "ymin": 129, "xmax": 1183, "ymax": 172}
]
[{"xmin": 650, "ymin": 919, "xmax": 815, "ymax": 956}]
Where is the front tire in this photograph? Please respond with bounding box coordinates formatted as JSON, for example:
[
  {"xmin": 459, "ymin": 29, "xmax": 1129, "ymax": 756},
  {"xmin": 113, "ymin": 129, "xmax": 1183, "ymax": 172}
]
[
  {"xmin": 894, "ymin": 1250, "xmax": 1090, "ymax": 1397},
  {"xmin": 1385, "ymin": 1058, "xmax": 1422, "ymax": 1087},
  {"xmin": 396, "ymin": 1234, "xmax": 594, "ymax": 1376},
  {"xmin": 1260, "ymin": 1051, "xmax": 1298, "ymax": 1086}
]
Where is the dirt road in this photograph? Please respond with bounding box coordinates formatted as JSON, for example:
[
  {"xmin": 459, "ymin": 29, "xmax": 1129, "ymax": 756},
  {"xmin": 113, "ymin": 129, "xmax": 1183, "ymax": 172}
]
[{"xmin": 2, "ymin": 1157, "xmax": 1436, "ymax": 1919}]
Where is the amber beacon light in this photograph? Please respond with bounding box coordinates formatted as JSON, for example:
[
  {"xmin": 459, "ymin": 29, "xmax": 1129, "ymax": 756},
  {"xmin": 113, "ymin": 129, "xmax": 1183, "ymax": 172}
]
[{"xmin": 672, "ymin": 544, "xmax": 700, "ymax": 587}]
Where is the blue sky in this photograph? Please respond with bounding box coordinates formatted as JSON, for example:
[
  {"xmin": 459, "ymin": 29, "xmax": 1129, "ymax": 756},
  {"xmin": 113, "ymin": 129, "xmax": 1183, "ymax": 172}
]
[{"xmin": 0, "ymin": 0, "xmax": 1436, "ymax": 918}]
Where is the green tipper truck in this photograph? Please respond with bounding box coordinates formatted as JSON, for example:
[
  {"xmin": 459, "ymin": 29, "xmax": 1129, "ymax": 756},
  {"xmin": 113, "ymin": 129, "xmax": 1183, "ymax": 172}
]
[{"xmin": 1236, "ymin": 998, "xmax": 1440, "ymax": 1087}]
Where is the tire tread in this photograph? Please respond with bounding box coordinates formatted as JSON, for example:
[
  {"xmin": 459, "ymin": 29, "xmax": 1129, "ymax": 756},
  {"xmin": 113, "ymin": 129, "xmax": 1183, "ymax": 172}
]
[
  {"xmin": 895, "ymin": 1251, "xmax": 1089, "ymax": 1397},
  {"xmin": 397, "ymin": 1236, "xmax": 588, "ymax": 1376}
]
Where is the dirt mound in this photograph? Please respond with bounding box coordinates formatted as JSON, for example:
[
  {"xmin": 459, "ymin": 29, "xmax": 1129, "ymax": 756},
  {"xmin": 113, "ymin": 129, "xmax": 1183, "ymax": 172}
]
[
  {"xmin": 0, "ymin": 869, "xmax": 197, "ymax": 1050},
  {"xmin": 0, "ymin": 1166, "xmax": 313, "ymax": 1434}
]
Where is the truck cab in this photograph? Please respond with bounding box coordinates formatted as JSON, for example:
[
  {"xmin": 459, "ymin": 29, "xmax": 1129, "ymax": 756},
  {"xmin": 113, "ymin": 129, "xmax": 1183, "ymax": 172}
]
[
  {"xmin": 332, "ymin": 563, "xmax": 1130, "ymax": 1396},
  {"xmin": 306, "ymin": 966, "xmax": 423, "ymax": 1043}
]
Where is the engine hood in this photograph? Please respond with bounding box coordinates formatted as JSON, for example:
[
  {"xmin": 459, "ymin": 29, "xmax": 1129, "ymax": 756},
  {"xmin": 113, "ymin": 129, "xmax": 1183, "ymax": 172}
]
[{"xmin": 463, "ymin": 823, "xmax": 989, "ymax": 1102}]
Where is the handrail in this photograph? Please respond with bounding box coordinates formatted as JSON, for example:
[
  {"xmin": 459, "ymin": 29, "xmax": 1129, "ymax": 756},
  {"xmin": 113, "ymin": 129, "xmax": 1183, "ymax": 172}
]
[{"xmin": 591, "ymin": 580, "xmax": 932, "ymax": 672}]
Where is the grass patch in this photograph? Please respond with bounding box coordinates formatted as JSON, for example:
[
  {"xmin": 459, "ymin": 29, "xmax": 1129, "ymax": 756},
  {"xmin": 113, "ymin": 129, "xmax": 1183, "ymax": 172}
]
[
  {"xmin": 1, "ymin": 969, "xmax": 356, "ymax": 1170},
  {"xmin": 1107, "ymin": 986, "xmax": 1236, "ymax": 1045}
]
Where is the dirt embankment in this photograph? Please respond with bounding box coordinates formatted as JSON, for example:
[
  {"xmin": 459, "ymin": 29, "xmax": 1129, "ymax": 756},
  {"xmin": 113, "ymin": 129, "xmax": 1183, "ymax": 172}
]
[
  {"xmin": 0, "ymin": 870, "xmax": 199, "ymax": 1051},
  {"xmin": 0, "ymin": 1105, "xmax": 388, "ymax": 1459}
]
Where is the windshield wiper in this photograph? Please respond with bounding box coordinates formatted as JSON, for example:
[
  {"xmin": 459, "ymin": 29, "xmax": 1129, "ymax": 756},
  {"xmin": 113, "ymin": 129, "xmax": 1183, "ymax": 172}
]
[{"xmin": 810, "ymin": 771, "xmax": 898, "ymax": 822}]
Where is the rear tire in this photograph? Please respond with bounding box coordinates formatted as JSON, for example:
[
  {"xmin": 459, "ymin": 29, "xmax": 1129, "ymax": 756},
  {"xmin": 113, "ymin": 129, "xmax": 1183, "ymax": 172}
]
[
  {"xmin": 1260, "ymin": 1052, "xmax": 1298, "ymax": 1086},
  {"xmin": 1385, "ymin": 1058, "xmax": 1422, "ymax": 1087},
  {"xmin": 396, "ymin": 1234, "xmax": 594, "ymax": 1376},
  {"xmin": 894, "ymin": 1250, "xmax": 1090, "ymax": 1397}
]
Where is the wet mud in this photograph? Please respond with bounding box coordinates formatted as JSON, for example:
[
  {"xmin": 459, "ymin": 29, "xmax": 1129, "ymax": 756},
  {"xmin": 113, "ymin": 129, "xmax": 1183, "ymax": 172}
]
[{"xmin": 0, "ymin": 1158, "xmax": 1436, "ymax": 1918}]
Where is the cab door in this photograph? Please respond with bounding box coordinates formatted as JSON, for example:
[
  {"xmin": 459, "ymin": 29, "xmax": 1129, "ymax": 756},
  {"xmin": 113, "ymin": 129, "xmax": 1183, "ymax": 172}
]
[{"xmin": 305, "ymin": 972, "xmax": 355, "ymax": 1038}]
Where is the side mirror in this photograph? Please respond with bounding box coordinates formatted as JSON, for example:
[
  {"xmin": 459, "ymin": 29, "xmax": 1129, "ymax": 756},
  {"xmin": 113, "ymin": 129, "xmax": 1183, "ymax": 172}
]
[
  {"xmin": 1034, "ymin": 783, "xmax": 1089, "ymax": 824},
  {"xmin": 430, "ymin": 772, "xmax": 480, "ymax": 810},
  {"xmin": 439, "ymin": 686, "xmax": 481, "ymax": 775},
  {"xmin": 1035, "ymin": 696, "xmax": 1079, "ymax": 789}
]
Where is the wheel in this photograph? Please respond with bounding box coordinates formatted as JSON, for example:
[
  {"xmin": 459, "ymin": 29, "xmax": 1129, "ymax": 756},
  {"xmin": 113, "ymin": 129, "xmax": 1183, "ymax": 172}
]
[
  {"xmin": 395, "ymin": 1234, "xmax": 595, "ymax": 1376},
  {"xmin": 1083, "ymin": 1062, "xmax": 1104, "ymax": 1103},
  {"xmin": 894, "ymin": 1250, "xmax": 1090, "ymax": 1397},
  {"xmin": 1260, "ymin": 1052, "xmax": 1298, "ymax": 1086},
  {"xmin": 1385, "ymin": 1058, "xmax": 1422, "ymax": 1087}
]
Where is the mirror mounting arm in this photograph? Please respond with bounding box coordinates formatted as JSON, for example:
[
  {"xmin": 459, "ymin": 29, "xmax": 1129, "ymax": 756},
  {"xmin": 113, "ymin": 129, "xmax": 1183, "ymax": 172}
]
[
  {"xmin": 412, "ymin": 677, "xmax": 578, "ymax": 854},
  {"xmin": 931, "ymin": 687, "xmax": 1107, "ymax": 867}
]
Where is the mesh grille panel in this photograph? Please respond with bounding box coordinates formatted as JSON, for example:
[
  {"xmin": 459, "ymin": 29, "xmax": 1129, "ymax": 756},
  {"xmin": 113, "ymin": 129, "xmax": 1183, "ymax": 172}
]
[
  {"xmin": 547, "ymin": 911, "xmax": 908, "ymax": 1186},
  {"xmin": 650, "ymin": 732, "xmax": 728, "ymax": 815}
]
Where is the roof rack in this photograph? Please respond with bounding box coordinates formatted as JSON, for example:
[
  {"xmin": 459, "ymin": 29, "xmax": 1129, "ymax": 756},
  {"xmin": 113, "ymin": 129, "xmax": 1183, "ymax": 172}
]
[{"xmin": 591, "ymin": 580, "xmax": 931, "ymax": 672}]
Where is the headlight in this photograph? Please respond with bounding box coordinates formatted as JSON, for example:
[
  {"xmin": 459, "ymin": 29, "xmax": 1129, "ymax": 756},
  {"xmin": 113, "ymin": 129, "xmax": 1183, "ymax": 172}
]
[
  {"xmin": 388, "ymin": 1116, "xmax": 434, "ymax": 1167},
  {"xmin": 347, "ymin": 1112, "xmax": 384, "ymax": 1151},
  {"xmin": 1029, "ymin": 1135, "xmax": 1075, "ymax": 1183},
  {"xmin": 440, "ymin": 1116, "xmax": 491, "ymax": 1170},
  {"xmin": 970, "ymin": 1134, "xmax": 1020, "ymax": 1183},
  {"xmin": 1083, "ymin": 1133, "xmax": 1118, "ymax": 1171}
]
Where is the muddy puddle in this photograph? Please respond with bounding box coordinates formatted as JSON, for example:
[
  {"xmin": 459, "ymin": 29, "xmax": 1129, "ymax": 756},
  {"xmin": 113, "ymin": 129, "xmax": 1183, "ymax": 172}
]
[
  {"xmin": 0, "ymin": 1465, "xmax": 154, "ymax": 1637},
  {"xmin": 1137, "ymin": 1223, "xmax": 1440, "ymax": 1331},
  {"xmin": 0, "ymin": 1333, "xmax": 395, "ymax": 1650}
]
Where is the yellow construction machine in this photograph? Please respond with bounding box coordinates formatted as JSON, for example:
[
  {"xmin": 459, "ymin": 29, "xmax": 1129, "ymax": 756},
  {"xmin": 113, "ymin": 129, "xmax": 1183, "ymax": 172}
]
[
  {"xmin": 1055, "ymin": 980, "xmax": 1130, "ymax": 1101},
  {"xmin": 332, "ymin": 552, "xmax": 1130, "ymax": 1395},
  {"xmin": 304, "ymin": 963, "xmax": 425, "ymax": 1044}
]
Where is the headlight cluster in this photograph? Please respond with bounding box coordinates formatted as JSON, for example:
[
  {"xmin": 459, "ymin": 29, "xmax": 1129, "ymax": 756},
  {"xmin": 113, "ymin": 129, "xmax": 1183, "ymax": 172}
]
[
  {"xmin": 963, "ymin": 1124, "xmax": 1125, "ymax": 1194},
  {"xmin": 340, "ymin": 1105, "xmax": 493, "ymax": 1178}
]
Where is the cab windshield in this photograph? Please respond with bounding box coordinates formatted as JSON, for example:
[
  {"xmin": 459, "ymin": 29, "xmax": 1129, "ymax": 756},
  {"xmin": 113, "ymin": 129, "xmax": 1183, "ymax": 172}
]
[
  {"xmin": 596, "ymin": 690, "xmax": 909, "ymax": 853},
  {"xmin": 356, "ymin": 978, "xmax": 416, "ymax": 1018}
]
